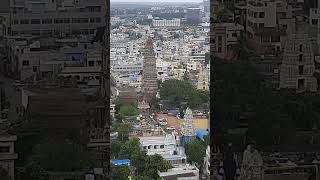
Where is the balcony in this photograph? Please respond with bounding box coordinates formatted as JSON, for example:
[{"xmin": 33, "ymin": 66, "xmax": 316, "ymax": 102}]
[{"xmin": 0, "ymin": 153, "xmax": 18, "ymax": 160}]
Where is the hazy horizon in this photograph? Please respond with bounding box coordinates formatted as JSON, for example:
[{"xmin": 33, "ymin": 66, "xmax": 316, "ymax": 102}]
[{"xmin": 111, "ymin": 0, "xmax": 202, "ymax": 3}]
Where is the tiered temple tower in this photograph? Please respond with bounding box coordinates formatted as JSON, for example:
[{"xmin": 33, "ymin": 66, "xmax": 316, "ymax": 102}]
[
  {"xmin": 86, "ymin": 0, "xmax": 110, "ymax": 178},
  {"xmin": 141, "ymin": 37, "xmax": 158, "ymax": 104}
]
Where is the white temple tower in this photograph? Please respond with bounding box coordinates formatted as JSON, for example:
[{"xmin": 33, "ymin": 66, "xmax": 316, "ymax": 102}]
[{"xmin": 180, "ymin": 107, "xmax": 196, "ymax": 145}]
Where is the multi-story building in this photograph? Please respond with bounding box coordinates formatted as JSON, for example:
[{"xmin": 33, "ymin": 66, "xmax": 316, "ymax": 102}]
[
  {"xmin": 197, "ymin": 66, "xmax": 209, "ymax": 91},
  {"xmin": 279, "ymin": 31, "xmax": 317, "ymax": 92},
  {"xmin": 9, "ymin": 0, "xmax": 105, "ymax": 37},
  {"xmin": 213, "ymin": 22, "xmax": 244, "ymax": 59},
  {"xmin": 0, "ymin": 0, "xmax": 10, "ymax": 39},
  {"xmin": 153, "ymin": 18, "xmax": 181, "ymax": 27},
  {"xmin": 245, "ymin": 0, "xmax": 295, "ymax": 55},
  {"xmin": 0, "ymin": 135, "xmax": 18, "ymax": 180},
  {"xmin": 139, "ymin": 133, "xmax": 187, "ymax": 166},
  {"xmin": 158, "ymin": 164, "xmax": 199, "ymax": 180}
]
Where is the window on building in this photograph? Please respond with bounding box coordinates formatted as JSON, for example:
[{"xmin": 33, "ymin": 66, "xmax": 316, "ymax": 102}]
[
  {"xmin": 33, "ymin": 66, "xmax": 37, "ymax": 72},
  {"xmin": 13, "ymin": 19, "xmax": 19, "ymax": 24},
  {"xmin": 218, "ymin": 36, "xmax": 222, "ymax": 41},
  {"xmin": 143, "ymin": 146, "xmax": 147, "ymax": 149},
  {"xmin": 42, "ymin": 19, "xmax": 53, "ymax": 24},
  {"xmin": 95, "ymin": 18, "xmax": 101, "ymax": 23},
  {"xmin": 261, "ymin": 35, "xmax": 270, "ymax": 42},
  {"xmin": 20, "ymin": 19, "xmax": 29, "ymax": 24},
  {"xmin": 299, "ymin": 54, "xmax": 303, "ymax": 62},
  {"xmin": 90, "ymin": 18, "xmax": 95, "ymax": 23},
  {"xmin": 271, "ymin": 35, "xmax": 280, "ymax": 42},
  {"xmin": 299, "ymin": 65, "xmax": 304, "ymax": 75},
  {"xmin": 259, "ymin": 12, "xmax": 265, "ymax": 18},
  {"xmin": 218, "ymin": 47, "xmax": 222, "ymax": 53},
  {"xmin": 298, "ymin": 79, "xmax": 305, "ymax": 89},
  {"xmin": 312, "ymin": 19, "xmax": 318, "ymax": 25},
  {"xmin": 259, "ymin": 23, "xmax": 264, "ymax": 28},
  {"xmin": 22, "ymin": 60, "xmax": 29, "ymax": 66},
  {"xmin": 232, "ymin": 33, "xmax": 237, "ymax": 37},
  {"xmin": 160, "ymin": 145, "xmax": 164, "ymax": 149},
  {"xmin": 31, "ymin": 19, "xmax": 40, "ymax": 24},
  {"xmin": 0, "ymin": 146, "xmax": 10, "ymax": 153},
  {"xmin": 282, "ymin": 24, "xmax": 287, "ymax": 29},
  {"xmin": 64, "ymin": 18, "xmax": 70, "ymax": 23},
  {"xmin": 88, "ymin": 61, "xmax": 94, "ymax": 67},
  {"xmin": 299, "ymin": 44, "xmax": 303, "ymax": 52},
  {"xmin": 89, "ymin": 29, "xmax": 95, "ymax": 34}
]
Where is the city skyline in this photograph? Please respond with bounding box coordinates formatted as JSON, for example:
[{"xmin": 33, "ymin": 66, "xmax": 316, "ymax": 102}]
[{"xmin": 111, "ymin": 0, "xmax": 202, "ymax": 3}]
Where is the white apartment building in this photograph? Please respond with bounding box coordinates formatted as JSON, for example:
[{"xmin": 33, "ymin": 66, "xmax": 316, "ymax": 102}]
[
  {"xmin": 139, "ymin": 134, "xmax": 187, "ymax": 166},
  {"xmin": 173, "ymin": 68, "xmax": 186, "ymax": 80},
  {"xmin": 9, "ymin": 0, "xmax": 105, "ymax": 37},
  {"xmin": 190, "ymin": 53, "xmax": 206, "ymax": 63},
  {"xmin": 187, "ymin": 61, "xmax": 201, "ymax": 72},
  {"xmin": 111, "ymin": 63, "xmax": 143, "ymax": 75},
  {"xmin": 153, "ymin": 18, "xmax": 181, "ymax": 27}
]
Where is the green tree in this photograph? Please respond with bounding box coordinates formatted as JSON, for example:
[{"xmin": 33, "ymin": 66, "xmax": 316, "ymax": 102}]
[
  {"xmin": 159, "ymin": 79, "xmax": 208, "ymax": 108},
  {"xmin": 112, "ymin": 123, "xmax": 132, "ymax": 142},
  {"xmin": 111, "ymin": 164, "xmax": 131, "ymax": 180},
  {"xmin": 111, "ymin": 139, "xmax": 124, "ymax": 159},
  {"xmin": 29, "ymin": 142, "xmax": 92, "ymax": 172},
  {"xmin": 185, "ymin": 139, "xmax": 207, "ymax": 168},
  {"xmin": 119, "ymin": 104, "xmax": 140, "ymax": 118},
  {"xmin": 143, "ymin": 154, "xmax": 172, "ymax": 179},
  {"xmin": 118, "ymin": 138, "xmax": 141, "ymax": 159},
  {"xmin": 21, "ymin": 162, "xmax": 48, "ymax": 180}
]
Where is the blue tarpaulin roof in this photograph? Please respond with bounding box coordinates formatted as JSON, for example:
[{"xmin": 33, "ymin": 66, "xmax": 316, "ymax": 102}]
[
  {"xmin": 111, "ymin": 159, "xmax": 131, "ymax": 166},
  {"xmin": 168, "ymin": 110, "xmax": 179, "ymax": 116},
  {"xmin": 195, "ymin": 128, "xmax": 209, "ymax": 141}
]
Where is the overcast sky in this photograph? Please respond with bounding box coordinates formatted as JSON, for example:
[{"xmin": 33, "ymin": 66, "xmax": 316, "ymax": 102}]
[{"xmin": 111, "ymin": 0, "xmax": 202, "ymax": 2}]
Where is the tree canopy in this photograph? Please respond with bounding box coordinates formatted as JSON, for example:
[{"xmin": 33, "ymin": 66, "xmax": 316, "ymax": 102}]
[
  {"xmin": 111, "ymin": 164, "xmax": 131, "ymax": 180},
  {"xmin": 159, "ymin": 79, "xmax": 209, "ymax": 109},
  {"xmin": 185, "ymin": 139, "xmax": 207, "ymax": 168},
  {"xmin": 118, "ymin": 104, "xmax": 140, "ymax": 119},
  {"xmin": 143, "ymin": 154, "xmax": 172, "ymax": 179},
  {"xmin": 29, "ymin": 142, "xmax": 92, "ymax": 172},
  {"xmin": 213, "ymin": 58, "xmax": 320, "ymax": 150}
]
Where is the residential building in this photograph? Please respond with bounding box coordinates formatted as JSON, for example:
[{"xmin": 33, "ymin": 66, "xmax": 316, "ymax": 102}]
[
  {"xmin": 139, "ymin": 133, "xmax": 187, "ymax": 166},
  {"xmin": 213, "ymin": 22, "xmax": 244, "ymax": 59},
  {"xmin": 197, "ymin": 66, "xmax": 209, "ymax": 91},
  {"xmin": 158, "ymin": 164, "xmax": 199, "ymax": 180},
  {"xmin": 279, "ymin": 30, "xmax": 317, "ymax": 92},
  {"xmin": 0, "ymin": 135, "xmax": 17, "ymax": 180},
  {"xmin": 245, "ymin": 0, "xmax": 296, "ymax": 55},
  {"xmin": 153, "ymin": 18, "xmax": 181, "ymax": 27},
  {"xmin": 9, "ymin": 0, "xmax": 105, "ymax": 37}
]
